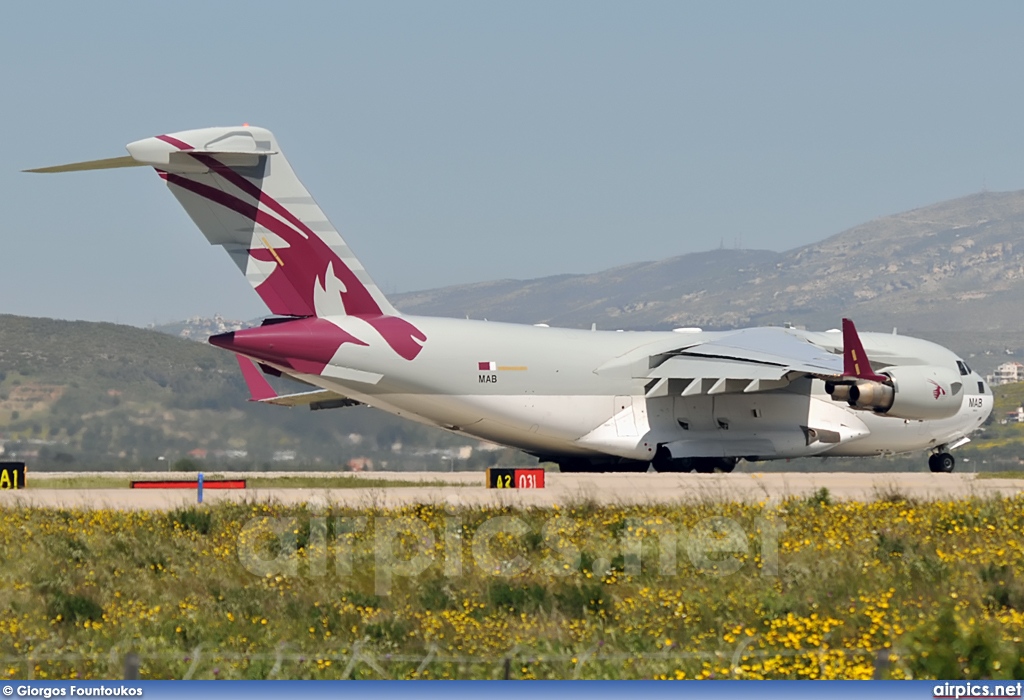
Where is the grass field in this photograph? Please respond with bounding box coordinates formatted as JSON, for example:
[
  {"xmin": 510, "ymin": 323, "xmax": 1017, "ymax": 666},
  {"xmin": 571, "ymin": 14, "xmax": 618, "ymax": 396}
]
[{"xmin": 2, "ymin": 494, "xmax": 1023, "ymax": 680}]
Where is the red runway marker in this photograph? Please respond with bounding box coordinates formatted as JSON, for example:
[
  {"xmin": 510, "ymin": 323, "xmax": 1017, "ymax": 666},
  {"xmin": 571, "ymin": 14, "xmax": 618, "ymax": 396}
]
[{"xmin": 131, "ymin": 480, "xmax": 246, "ymax": 489}]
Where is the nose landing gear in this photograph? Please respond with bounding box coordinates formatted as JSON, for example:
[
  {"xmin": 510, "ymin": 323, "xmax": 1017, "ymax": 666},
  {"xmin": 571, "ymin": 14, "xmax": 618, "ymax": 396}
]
[{"xmin": 928, "ymin": 451, "xmax": 955, "ymax": 473}]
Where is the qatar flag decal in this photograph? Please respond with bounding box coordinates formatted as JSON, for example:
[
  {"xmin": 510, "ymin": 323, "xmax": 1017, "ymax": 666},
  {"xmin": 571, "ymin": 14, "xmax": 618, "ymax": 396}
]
[{"xmin": 478, "ymin": 361, "xmax": 496, "ymax": 371}]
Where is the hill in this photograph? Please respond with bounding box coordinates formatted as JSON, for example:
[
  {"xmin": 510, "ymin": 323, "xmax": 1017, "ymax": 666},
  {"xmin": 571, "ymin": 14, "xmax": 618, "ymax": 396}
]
[
  {"xmin": 0, "ymin": 315, "xmax": 512, "ymax": 471},
  {"xmin": 395, "ymin": 248, "xmax": 782, "ymax": 328},
  {"xmin": 394, "ymin": 190, "xmax": 1024, "ymax": 368}
]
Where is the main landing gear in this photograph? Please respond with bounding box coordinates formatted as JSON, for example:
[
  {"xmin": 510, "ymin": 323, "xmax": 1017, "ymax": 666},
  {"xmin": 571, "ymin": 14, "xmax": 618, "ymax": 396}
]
[
  {"xmin": 557, "ymin": 458, "xmax": 648, "ymax": 473},
  {"xmin": 928, "ymin": 451, "xmax": 955, "ymax": 473},
  {"xmin": 651, "ymin": 447, "xmax": 737, "ymax": 474},
  {"xmin": 556, "ymin": 449, "xmax": 741, "ymax": 474}
]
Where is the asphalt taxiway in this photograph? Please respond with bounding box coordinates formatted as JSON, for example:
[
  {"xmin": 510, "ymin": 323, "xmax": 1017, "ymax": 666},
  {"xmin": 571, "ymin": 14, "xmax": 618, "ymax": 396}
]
[{"xmin": 1, "ymin": 471, "xmax": 1021, "ymax": 510}]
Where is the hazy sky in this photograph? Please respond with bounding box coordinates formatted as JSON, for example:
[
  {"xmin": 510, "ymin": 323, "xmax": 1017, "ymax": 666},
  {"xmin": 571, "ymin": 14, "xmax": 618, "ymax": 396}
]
[{"xmin": 5, "ymin": 1, "xmax": 1024, "ymax": 326}]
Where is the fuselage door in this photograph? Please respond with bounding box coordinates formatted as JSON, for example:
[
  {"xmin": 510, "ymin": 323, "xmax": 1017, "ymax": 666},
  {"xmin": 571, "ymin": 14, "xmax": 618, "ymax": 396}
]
[{"xmin": 614, "ymin": 396, "xmax": 639, "ymax": 437}]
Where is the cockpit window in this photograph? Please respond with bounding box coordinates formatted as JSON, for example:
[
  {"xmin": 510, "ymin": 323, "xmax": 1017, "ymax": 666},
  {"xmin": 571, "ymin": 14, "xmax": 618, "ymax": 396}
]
[
  {"xmin": 978, "ymin": 380, "xmax": 985, "ymax": 394},
  {"xmin": 956, "ymin": 360, "xmax": 970, "ymax": 376}
]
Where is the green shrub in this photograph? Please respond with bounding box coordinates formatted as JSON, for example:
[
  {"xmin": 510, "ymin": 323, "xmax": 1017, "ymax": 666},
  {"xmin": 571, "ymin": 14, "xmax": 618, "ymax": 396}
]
[
  {"xmin": 47, "ymin": 590, "xmax": 103, "ymax": 624},
  {"xmin": 487, "ymin": 580, "xmax": 548, "ymax": 614},
  {"xmin": 169, "ymin": 507, "xmax": 213, "ymax": 535},
  {"xmin": 806, "ymin": 487, "xmax": 833, "ymax": 506},
  {"xmin": 172, "ymin": 458, "xmax": 198, "ymax": 472}
]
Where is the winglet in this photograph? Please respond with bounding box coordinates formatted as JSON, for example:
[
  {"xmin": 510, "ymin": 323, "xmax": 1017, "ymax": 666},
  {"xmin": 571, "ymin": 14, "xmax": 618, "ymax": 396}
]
[
  {"xmin": 842, "ymin": 318, "xmax": 888, "ymax": 382},
  {"xmin": 235, "ymin": 354, "xmax": 278, "ymax": 402}
]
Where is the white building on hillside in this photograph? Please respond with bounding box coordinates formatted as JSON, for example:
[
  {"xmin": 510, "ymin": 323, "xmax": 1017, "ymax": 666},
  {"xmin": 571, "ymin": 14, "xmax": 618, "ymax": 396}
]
[{"xmin": 987, "ymin": 362, "xmax": 1024, "ymax": 386}]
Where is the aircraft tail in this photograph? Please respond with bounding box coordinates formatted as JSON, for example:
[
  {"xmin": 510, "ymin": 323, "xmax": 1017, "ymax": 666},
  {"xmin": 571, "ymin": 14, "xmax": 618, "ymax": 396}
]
[
  {"xmin": 28, "ymin": 126, "xmax": 428, "ymax": 360},
  {"xmin": 29, "ymin": 126, "xmax": 395, "ymax": 319}
]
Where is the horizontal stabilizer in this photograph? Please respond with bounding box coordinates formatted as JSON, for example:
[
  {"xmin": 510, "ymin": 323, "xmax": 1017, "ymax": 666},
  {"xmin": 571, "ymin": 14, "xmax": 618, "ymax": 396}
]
[
  {"xmin": 258, "ymin": 389, "xmax": 359, "ymax": 409},
  {"xmin": 236, "ymin": 354, "xmax": 277, "ymax": 401},
  {"xmin": 25, "ymin": 145, "xmax": 278, "ymax": 174},
  {"xmin": 236, "ymin": 355, "xmax": 357, "ymax": 409},
  {"xmin": 24, "ymin": 155, "xmax": 142, "ymax": 174}
]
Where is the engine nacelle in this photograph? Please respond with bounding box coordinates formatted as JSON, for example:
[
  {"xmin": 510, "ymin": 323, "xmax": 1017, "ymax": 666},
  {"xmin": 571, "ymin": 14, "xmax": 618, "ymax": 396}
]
[
  {"xmin": 882, "ymin": 365, "xmax": 963, "ymax": 420},
  {"xmin": 828, "ymin": 365, "xmax": 963, "ymax": 420},
  {"xmin": 848, "ymin": 380, "xmax": 894, "ymax": 411}
]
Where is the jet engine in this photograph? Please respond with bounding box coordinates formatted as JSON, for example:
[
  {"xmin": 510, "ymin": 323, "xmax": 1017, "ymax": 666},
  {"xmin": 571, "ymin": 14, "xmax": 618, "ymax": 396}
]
[{"xmin": 826, "ymin": 365, "xmax": 962, "ymax": 420}]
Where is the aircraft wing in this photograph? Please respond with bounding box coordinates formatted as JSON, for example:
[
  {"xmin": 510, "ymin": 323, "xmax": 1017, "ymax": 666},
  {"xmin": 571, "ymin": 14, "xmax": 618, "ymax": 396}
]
[
  {"xmin": 644, "ymin": 327, "xmax": 844, "ymax": 397},
  {"xmin": 677, "ymin": 327, "xmax": 843, "ymax": 373}
]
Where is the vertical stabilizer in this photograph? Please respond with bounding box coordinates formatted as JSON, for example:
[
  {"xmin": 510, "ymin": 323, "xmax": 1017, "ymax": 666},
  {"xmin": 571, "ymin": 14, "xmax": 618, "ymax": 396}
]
[
  {"xmin": 125, "ymin": 126, "xmax": 396, "ymax": 320},
  {"xmin": 27, "ymin": 126, "xmax": 427, "ymax": 360}
]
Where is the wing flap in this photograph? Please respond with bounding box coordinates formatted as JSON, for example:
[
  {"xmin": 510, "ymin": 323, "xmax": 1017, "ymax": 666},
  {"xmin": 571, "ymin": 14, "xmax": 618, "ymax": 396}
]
[
  {"xmin": 644, "ymin": 326, "xmax": 846, "ymax": 394},
  {"xmin": 646, "ymin": 355, "xmax": 795, "ymax": 395},
  {"xmin": 649, "ymin": 356, "xmax": 790, "ymax": 381},
  {"xmin": 678, "ymin": 327, "xmax": 844, "ymax": 375}
]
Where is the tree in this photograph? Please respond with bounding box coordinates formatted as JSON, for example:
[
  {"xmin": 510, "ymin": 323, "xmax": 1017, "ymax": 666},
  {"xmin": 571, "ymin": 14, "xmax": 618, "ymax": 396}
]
[{"xmin": 172, "ymin": 458, "xmax": 199, "ymax": 472}]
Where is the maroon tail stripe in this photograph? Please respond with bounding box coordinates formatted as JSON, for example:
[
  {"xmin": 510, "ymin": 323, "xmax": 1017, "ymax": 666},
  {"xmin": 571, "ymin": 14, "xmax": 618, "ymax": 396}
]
[
  {"xmin": 156, "ymin": 134, "xmax": 194, "ymax": 150},
  {"xmin": 164, "ymin": 171, "xmax": 382, "ymax": 318},
  {"xmin": 196, "ymin": 154, "xmax": 338, "ymax": 247},
  {"xmin": 165, "ymin": 173, "xmax": 318, "ymax": 317},
  {"xmin": 188, "ymin": 153, "xmax": 385, "ymax": 317},
  {"xmin": 193, "ymin": 155, "xmax": 389, "ymax": 317}
]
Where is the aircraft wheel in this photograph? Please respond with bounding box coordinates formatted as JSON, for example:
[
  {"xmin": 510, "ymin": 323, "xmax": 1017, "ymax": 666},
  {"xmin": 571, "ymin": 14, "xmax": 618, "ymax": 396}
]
[
  {"xmin": 930, "ymin": 452, "xmax": 955, "ymax": 473},
  {"xmin": 718, "ymin": 458, "xmax": 737, "ymax": 473},
  {"xmin": 652, "ymin": 446, "xmax": 672, "ymax": 472},
  {"xmin": 559, "ymin": 459, "xmax": 589, "ymax": 473},
  {"xmin": 694, "ymin": 458, "xmax": 715, "ymax": 474},
  {"xmin": 656, "ymin": 461, "xmax": 695, "ymax": 473}
]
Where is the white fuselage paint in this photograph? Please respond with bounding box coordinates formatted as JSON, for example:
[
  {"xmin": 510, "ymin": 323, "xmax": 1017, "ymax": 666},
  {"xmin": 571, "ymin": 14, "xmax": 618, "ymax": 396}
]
[{"xmin": 262, "ymin": 316, "xmax": 992, "ymax": 463}]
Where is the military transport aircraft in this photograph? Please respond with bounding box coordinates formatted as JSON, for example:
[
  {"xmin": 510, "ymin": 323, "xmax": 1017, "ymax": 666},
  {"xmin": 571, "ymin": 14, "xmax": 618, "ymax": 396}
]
[{"xmin": 29, "ymin": 126, "xmax": 993, "ymax": 473}]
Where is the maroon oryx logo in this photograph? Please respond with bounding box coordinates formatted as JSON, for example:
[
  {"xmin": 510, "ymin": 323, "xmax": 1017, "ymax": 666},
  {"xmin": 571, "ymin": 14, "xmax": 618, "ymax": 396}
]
[{"xmin": 928, "ymin": 380, "xmax": 946, "ymax": 400}]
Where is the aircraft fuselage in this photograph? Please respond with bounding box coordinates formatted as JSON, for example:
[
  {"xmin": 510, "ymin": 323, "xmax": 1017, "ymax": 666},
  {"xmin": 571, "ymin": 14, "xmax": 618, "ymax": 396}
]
[{"xmin": 219, "ymin": 315, "xmax": 992, "ymax": 465}]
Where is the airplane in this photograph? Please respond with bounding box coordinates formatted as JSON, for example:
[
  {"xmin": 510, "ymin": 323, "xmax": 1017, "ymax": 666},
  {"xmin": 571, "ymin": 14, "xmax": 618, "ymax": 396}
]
[{"xmin": 28, "ymin": 126, "xmax": 993, "ymax": 474}]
